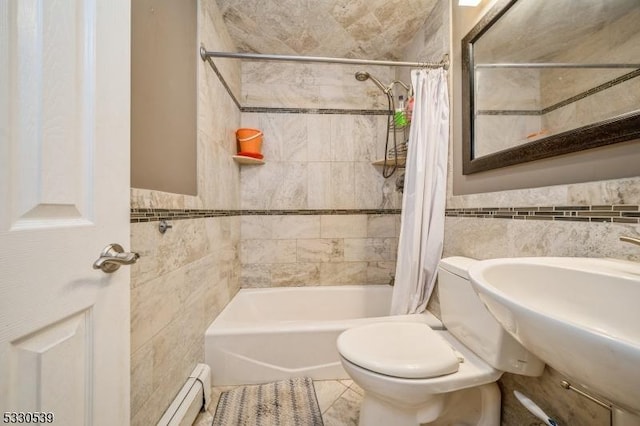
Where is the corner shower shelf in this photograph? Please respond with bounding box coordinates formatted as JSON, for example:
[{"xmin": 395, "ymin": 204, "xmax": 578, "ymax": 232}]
[
  {"xmin": 372, "ymin": 157, "xmax": 406, "ymax": 167},
  {"xmin": 233, "ymin": 155, "xmax": 265, "ymax": 165}
]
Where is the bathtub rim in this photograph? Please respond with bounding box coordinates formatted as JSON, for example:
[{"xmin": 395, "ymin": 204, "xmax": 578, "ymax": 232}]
[{"xmin": 206, "ymin": 285, "xmax": 443, "ymax": 335}]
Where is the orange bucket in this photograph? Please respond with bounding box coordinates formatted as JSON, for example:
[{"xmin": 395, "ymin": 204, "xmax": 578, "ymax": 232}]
[
  {"xmin": 236, "ymin": 128, "xmax": 261, "ymax": 140},
  {"xmin": 237, "ymin": 131, "xmax": 263, "ymax": 154}
]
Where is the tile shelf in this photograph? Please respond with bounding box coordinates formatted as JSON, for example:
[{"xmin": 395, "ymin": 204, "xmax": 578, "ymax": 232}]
[
  {"xmin": 233, "ymin": 155, "xmax": 265, "ymax": 165},
  {"xmin": 371, "ymin": 157, "xmax": 406, "ymax": 167}
]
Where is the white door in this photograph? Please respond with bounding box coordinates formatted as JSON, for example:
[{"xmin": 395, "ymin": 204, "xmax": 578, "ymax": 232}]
[{"xmin": 0, "ymin": 1, "xmax": 131, "ymax": 425}]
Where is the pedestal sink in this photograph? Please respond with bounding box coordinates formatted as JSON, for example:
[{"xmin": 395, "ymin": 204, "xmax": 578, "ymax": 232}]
[{"xmin": 468, "ymin": 257, "xmax": 640, "ymax": 425}]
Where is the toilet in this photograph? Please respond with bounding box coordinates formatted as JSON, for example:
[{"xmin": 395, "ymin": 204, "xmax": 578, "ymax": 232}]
[{"xmin": 337, "ymin": 256, "xmax": 545, "ymax": 426}]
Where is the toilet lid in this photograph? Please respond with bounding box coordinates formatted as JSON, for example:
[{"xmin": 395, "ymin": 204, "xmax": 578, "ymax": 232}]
[{"xmin": 337, "ymin": 322, "xmax": 460, "ymax": 379}]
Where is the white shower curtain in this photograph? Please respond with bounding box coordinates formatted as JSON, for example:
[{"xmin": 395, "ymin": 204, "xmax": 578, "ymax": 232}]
[{"xmin": 390, "ymin": 68, "xmax": 449, "ymax": 315}]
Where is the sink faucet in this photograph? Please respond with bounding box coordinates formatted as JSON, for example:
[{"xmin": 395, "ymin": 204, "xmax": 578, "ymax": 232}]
[{"xmin": 620, "ymin": 236, "xmax": 640, "ymax": 246}]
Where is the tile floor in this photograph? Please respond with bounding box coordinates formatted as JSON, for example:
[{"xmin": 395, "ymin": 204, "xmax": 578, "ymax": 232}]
[{"xmin": 193, "ymin": 379, "xmax": 363, "ymax": 426}]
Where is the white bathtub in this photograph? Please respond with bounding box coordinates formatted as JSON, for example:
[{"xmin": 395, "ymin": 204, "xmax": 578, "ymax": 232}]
[{"xmin": 205, "ymin": 285, "xmax": 442, "ymax": 385}]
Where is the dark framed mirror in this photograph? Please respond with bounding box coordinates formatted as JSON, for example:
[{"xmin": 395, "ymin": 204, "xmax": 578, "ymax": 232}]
[{"xmin": 462, "ymin": 0, "xmax": 640, "ymax": 175}]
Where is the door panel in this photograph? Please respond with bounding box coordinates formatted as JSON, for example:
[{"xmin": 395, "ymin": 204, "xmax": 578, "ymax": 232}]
[
  {"xmin": 0, "ymin": 0, "xmax": 130, "ymax": 424},
  {"xmin": 11, "ymin": 310, "xmax": 92, "ymax": 425},
  {"xmin": 7, "ymin": 0, "xmax": 94, "ymax": 230}
]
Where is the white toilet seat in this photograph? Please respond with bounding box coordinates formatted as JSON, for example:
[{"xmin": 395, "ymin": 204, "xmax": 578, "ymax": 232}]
[
  {"xmin": 339, "ymin": 328, "xmax": 503, "ymax": 395},
  {"xmin": 337, "ymin": 322, "xmax": 460, "ymax": 379}
]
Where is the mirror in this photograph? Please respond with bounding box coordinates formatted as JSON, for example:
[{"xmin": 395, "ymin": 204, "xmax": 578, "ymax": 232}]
[{"xmin": 462, "ymin": 0, "xmax": 640, "ymax": 174}]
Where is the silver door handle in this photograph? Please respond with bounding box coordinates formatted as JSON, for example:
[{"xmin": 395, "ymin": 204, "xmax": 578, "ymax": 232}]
[{"xmin": 93, "ymin": 243, "xmax": 140, "ymax": 273}]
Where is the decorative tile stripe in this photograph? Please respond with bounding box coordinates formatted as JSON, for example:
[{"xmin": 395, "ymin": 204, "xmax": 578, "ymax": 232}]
[
  {"xmin": 445, "ymin": 205, "xmax": 640, "ymax": 224},
  {"xmin": 241, "ymin": 107, "xmax": 391, "ymax": 115},
  {"xmin": 240, "ymin": 209, "xmax": 401, "ymax": 215},
  {"xmin": 132, "ymin": 205, "xmax": 640, "ymax": 223},
  {"xmin": 541, "ymin": 69, "xmax": 640, "ymax": 115},
  {"xmin": 130, "ymin": 208, "xmax": 401, "ymax": 223},
  {"xmin": 478, "ymin": 69, "xmax": 640, "ymax": 117},
  {"xmin": 131, "ymin": 208, "xmax": 239, "ymax": 222},
  {"xmin": 477, "ymin": 109, "xmax": 541, "ymax": 116}
]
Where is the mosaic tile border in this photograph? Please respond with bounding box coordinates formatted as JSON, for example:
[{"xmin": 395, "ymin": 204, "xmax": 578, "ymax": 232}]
[
  {"xmin": 132, "ymin": 205, "xmax": 640, "ymax": 224},
  {"xmin": 130, "ymin": 208, "xmax": 402, "ymax": 223},
  {"xmin": 241, "ymin": 107, "xmax": 390, "ymax": 115},
  {"xmin": 478, "ymin": 69, "xmax": 640, "ymax": 117},
  {"xmin": 541, "ymin": 69, "xmax": 640, "ymax": 115},
  {"xmin": 445, "ymin": 205, "xmax": 640, "ymax": 224},
  {"xmin": 204, "ymin": 57, "xmax": 390, "ymax": 116}
]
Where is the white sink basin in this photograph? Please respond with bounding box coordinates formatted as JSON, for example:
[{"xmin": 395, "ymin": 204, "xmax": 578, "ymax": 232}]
[{"xmin": 468, "ymin": 257, "xmax": 640, "ymax": 415}]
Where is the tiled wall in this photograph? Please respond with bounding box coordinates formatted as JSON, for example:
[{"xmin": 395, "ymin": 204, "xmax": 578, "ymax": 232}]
[
  {"xmin": 474, "ymin": 69, "xmax": 542, "ymax": 157},
  {"xmin": 238, "ymin": 62, "xmax": 404, "ymax": 287},
  {"xmin": 239, "ymin": 113, "xmax": 398, "ymax": 210},
  {"xmin": 540, "ymin": 7, "xmax": 640, "ymax": 134},
  {"xmin": 241, "ymin": 62, "xmax": 394, "ymax": 110},
  {"xmin": 444, "ymin": 181, "xmax": 640, "ymax": 426},
  {"xmin": 129, "ymin": 1, "xmax": 242, "ymax": 424},
  {"xmin": 129, "ymin": 215, "xmax": 239, "ymax": 425},
  {"xmin": 240, "ymin": 213, "xmax": 399, "ymax": 287}
]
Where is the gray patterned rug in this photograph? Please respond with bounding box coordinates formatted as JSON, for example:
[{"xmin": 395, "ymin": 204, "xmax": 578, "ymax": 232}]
[{"xmin": 212, "ymin": 377, "xmax": 324, "ymax": 426}]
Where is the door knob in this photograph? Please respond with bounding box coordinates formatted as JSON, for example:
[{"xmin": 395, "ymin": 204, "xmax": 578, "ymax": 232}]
[{"xmin": 93, "ymin": 243, "xmax": 139, "ymax": 273}]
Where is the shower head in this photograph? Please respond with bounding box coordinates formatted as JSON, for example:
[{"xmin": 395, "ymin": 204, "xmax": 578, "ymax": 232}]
[
  {"xmin": 354, "ymin": 71, "xmax": 389, "ymax": 94},
  {"xmin": 355, "ymin": 71, "xmax": 369, "ymax": 82}
]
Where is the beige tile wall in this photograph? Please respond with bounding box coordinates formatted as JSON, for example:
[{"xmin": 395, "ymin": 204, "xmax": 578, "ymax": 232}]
[
  {"xmin": 542, "ymin": 76, "xmax": 640, "ymax": 136},
  {"xmin": 239, "ymin": 113, "xmax": 400, "ymax": 210},
  {"xmin": 129, "ymin": 217, "xmax": 240, "ymax": 425},
  {"xmin": 241, "ymin": 62, "xmax": 395, "ymax": 110},
  {"xmin": 442, "ymin": 181, "xmax": 639, "ymax": 426},
  {"xmin": 129, "ymin": 0, "xmax": 242, "ymax": 424},
  {"xmin": 240, "ymin": 214, "xmax": 399, "ymax": 287},
  {"xmin": 238, "ymin": 63, "xmax": 405, "ymax": 287},
  {"xmin": 539, "ymin": 6, "xmax": 640, "ymax": 109},
  {"xmin": 237, "ymin": 111, "xmax": 403, "ymax": 287}
]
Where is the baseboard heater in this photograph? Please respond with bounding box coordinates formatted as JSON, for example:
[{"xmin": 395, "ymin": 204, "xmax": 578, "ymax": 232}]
[{"xmin": 157, "ymin": 363, "xmax": 212, "ymax": 426}]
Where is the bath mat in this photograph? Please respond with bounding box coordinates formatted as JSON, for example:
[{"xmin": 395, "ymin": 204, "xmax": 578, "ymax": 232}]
[{"xmin": 212, "ymin": 377, "xmax": 324, "ymax": 426}]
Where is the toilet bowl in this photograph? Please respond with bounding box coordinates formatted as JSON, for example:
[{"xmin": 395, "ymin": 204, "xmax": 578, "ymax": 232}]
[
  {"xmin": 336, "ymin": 257, "xmax": 545, "ymax": 426},
  {"xmin": 338, "ymin": 324, "xmax": 502, "ymax": 425}
]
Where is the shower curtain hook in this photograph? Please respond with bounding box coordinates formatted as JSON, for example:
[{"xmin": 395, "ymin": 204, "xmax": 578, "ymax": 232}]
[
  {"xmin": 440, "ymin": 54, "xmax": 450, "ymax": 70},
  {"xmin": 417, "ymin": 54, "xmax": 449, "ymax": 70}
]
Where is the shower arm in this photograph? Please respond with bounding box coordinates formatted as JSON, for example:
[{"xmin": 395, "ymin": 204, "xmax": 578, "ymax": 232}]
[{"xmin": 388, "ymin": 80, "xmax": 410, "ymax": 93}]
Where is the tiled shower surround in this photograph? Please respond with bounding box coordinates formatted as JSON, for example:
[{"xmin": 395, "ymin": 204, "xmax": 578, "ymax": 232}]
[
  {"xmin": 236, "ymin": 56, "xmax": 405, "ymax": 287},
  {"xmin": 240, "ymin": 113, "xmax": 400, "ymax": 210},
  {"xmin": 240, "ymin": 213, "xmax": 399, "ymax": 287}
]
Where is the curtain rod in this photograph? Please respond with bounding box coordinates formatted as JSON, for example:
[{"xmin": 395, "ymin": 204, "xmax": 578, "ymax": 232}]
[
  {"xmin": 199, "ymin": 47, "xmax": 449, "ymax": 70},
  {"xmin": 476, "ymin": 63, "xmax": 640, "ymax": 69}
]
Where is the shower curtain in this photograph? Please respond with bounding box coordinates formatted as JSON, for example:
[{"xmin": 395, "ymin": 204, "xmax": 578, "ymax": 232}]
[{"xmin": 390, "ymin": 68, "xmax": 449, "ymax": 315}]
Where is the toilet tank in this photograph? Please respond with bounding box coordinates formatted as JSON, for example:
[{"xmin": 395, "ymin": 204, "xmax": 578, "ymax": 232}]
[{"xmin": 438, "ymin": 257, "xmax": 544, "ymax": 376}]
